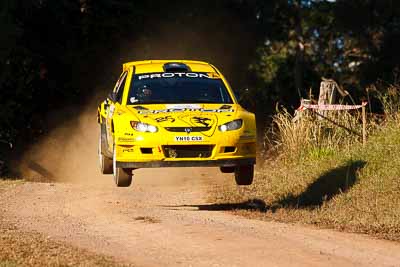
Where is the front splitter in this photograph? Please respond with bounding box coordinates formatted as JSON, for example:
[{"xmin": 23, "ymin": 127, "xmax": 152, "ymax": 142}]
[{"xmin": 116, "ymin": 158, "xmax": 256, "ymax": 168}]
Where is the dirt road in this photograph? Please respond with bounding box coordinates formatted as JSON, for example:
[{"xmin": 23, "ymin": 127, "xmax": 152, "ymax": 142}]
[
  {"xmin": 2, "ymin": 167, "xmax": 400, "ymax": 267},
  {"xmin": 4, "ymin": 107, "xmax": 400, "ymax": 266}
]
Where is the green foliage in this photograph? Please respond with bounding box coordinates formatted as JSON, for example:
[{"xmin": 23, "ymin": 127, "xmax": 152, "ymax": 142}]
[
  {"xmin": 250, "ymin": 45, "xmax": 289, "ymax": 84},
  {"xmin": 308, "ymin": 147, "xmax": 335, "ymax": 160},
  {"xmin": 248, "ymin": 0, "xmax": 400, "ymax": 109}
]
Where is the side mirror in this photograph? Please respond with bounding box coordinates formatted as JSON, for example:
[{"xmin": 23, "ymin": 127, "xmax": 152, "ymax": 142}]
[{"xmin": 108, "ymin": 92, "xmax": 116, "ymax": 102}]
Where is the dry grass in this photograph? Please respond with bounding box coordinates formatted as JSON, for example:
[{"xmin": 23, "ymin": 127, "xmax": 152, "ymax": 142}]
[
  {"xmin": 266, "ymin": 107, "xmax": 366, "ymax": 161},
  {"xmin": 211, "ymin": 86, "xmax": 400, "ymax": 241},
  {"xmin": 0, "ymin": 221, "xmax": 129, "ymax": 267},
  {"xmin": 0, "ymin": 229, "xmax": 129, "ymax": 267}
]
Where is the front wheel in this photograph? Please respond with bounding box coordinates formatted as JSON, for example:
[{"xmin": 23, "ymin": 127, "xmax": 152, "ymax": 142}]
[
  {"xmin": 113, "ymin": 147, "xmax": 132, "ymax": 187},
  {"xmin": 113, "ymin": 167, "xmax": 132, "ymax": 187},
  {"xmin": 234, "ymin": 165, "xmax": 254, "ymax": 185}
]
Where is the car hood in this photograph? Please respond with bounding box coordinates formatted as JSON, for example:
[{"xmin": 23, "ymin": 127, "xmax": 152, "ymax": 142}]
[{"xmin": 123, "ymin": 103, "xmax": 237, "ymax": 130}]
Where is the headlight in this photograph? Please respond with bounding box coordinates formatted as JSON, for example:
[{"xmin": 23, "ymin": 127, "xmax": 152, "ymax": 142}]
[
  {"xmin": 218, "ymin": 119, "xmax": 243, "ymax": 132},
  {"xmin": 130, "ymin": 121, "xmax": 158, "ymax": 133}
]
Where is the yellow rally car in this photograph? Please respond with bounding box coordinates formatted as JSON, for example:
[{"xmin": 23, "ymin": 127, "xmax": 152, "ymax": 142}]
[{"xmin": 97, "ymin": 60, "xmax": 256, "ymax": 187}]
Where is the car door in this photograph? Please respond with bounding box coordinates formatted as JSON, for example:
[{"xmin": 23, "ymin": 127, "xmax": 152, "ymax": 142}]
[{"xmin": 106, "ymin": 71, "xmax": 128, "ymax": 152}]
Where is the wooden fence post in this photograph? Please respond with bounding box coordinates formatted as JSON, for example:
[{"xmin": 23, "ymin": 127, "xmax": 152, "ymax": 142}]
[
  {"xmin": 318, "ymin": 79, "xmax": 338, "ymax": 118},
  {"xmin": 362, "ymin": 104, "xmax": 367, "ymax": 146},
  {"xmin": 318, "ymin": 79, "xmax": 337, "ymax": 105}
]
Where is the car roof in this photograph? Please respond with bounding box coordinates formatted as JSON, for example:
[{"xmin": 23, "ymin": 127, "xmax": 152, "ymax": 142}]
[{"xmin": 123, "ymin": 60, "xmax": 217, "ymax": 74}]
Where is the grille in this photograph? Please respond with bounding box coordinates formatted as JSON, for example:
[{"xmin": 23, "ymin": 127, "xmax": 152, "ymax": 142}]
[
  {"xmin": 163, "ymin": 145, "xmax": 214, "ymax": 158},
  {"xmin": 223, "ymin": 146, "xmax": 236, "ymax": 153},
  {"xmin": 140, "ymin": 148, "xmax": 153, "ymax": 154},
  {"xmin": 164, "ymin": 127, "xmax": 211, "ymax": 132}
]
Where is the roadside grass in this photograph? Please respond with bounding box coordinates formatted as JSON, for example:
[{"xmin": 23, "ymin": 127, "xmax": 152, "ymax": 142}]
[
  {"xmin": 211, "ymin": 103, "xmax": 400, "ymax": 241},
  {"xmin": 0, "ymin": 218, "xmax": 129, "ymax": 267}
]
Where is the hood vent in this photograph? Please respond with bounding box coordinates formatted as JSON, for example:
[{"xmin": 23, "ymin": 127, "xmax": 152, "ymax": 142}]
[
  {"xmin": 133, "ymin": 105, "xmax": 148, "ymax": 110},
  {"xmin": 219, "ymin": 105, "xmax": 232, "ymax": 109},
  {"xmin": 163, "ymin": 62, "xmax": 191, "ymax": 72}
]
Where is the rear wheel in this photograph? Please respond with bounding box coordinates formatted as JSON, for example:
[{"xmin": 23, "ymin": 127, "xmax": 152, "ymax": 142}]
[
  {"xmin": 234, "ymin": 165, "xmax": 254, "ymax": 185},
  {"xmin": 99, "ymin": 152, "xmax": 113, "ymax": 174},
  {"xmin": 98, "ymin": 127, "xmax": 113, "ymax": 174},
  {"xmin": 113, "ymin": 146, "xmax": 132, "ymax": 187}
]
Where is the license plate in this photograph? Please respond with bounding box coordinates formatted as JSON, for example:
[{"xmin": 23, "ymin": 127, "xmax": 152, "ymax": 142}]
[{"xmin": 174, "ymin": 136, "xmax": 203, "ymax": 142}]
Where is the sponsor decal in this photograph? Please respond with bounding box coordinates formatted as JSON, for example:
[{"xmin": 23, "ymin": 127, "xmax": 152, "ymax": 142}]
[
  {"xmin": 109, "ymin": 105, "xmax": 115, "ymax": 117},
  {"xmin": 166, "ymin": 104, "xmax": 201, "ymax": 109},
  {"xmin": 155, "ymin": 115, "xmax": 176, "ymax": 123},
  {"xmin": 138, "ymin": 108, "xmax": 234, "ymax": 114},
  {"xmin": 191, "ymin": 117, "xmax": 212, "ymax": 127},
  {"xmin": 174, "ymin": 136, "xmax": 203, "ymax": 142},
  {"xmin": 118, "ymin": 137, "xmax": 135, "ymax": 142},
  {"xmin": 130, "ymin": 97, "xmax": 139, "ymax": 103},
  {"xmin": 137, "ymin": 72, "xmax": 214, "ymax": 80}
]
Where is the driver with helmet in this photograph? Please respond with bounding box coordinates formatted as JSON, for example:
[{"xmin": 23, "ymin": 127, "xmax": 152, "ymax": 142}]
[{"xmin": 137, "ymin": 85, "xmax": 152, "ymax": 102}]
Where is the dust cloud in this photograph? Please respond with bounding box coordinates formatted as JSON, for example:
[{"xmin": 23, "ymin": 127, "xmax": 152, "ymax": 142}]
[
  {"xmin": 19, "ymin": 103, "xmax": 106, "ymax": 184},
  {"xmin": 19, "ymin": 101, "xmax": 226, "ymax": 186}
]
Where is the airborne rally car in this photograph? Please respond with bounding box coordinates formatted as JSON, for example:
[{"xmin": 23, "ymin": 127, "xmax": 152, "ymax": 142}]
[{"xmin": 97, "ymin": 60, "xmax": 256, "ymax": 187}]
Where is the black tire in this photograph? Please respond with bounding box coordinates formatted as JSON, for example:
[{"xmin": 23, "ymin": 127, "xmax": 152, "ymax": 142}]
[
  {"xmin": 234, "ymin": 165, "xmax": 254, "ymax": 185},
  {"xmin": 113, "ymin": 167, "xmax": 132, "ymax": 187},
  {"xmin": 99, "ymin": 153, "xmax": 113, "ymax": 174},
  {"xmin": 98, "ymin": 127, "xmax": 113, "ymax": 174},
  {"xmin": 220, "ymin": 166, "xmax": 235, "ymax": 173},
  {"xmin": 99, "ymin": 123, "xmax": 112, "ymax": 157},
  {"xmin": 113, "ymin": 147, "xmax": 132, "ymax": 187}
]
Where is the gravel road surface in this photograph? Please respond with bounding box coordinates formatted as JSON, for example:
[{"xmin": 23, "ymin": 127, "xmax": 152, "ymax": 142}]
[{"xmin": 2, "ymin": 167, "xmax": 400, "ymax": 266}]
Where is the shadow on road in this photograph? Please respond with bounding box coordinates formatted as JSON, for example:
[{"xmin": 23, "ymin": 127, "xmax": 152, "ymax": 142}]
[
  {"xmin": 162, "ymin": 199, "xmax": 268, "ymax": 212},
  {"xmin": 276, "ymin": 160, "xmax": 366, "ymax": 209},
  {"xmin": 163, "ymin": 160, "xmax": 366, "ymax": 212}
]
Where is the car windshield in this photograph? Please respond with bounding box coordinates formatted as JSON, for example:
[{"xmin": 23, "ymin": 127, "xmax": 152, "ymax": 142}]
[{"xmin": 127, "ymin": 72, "xmax": 233, "ymax": 105}]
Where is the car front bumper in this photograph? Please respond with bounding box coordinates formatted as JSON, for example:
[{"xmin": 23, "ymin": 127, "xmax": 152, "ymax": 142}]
[{"xmin": 116, "ymin": 158, "xmax": 255, "ymax": 168}]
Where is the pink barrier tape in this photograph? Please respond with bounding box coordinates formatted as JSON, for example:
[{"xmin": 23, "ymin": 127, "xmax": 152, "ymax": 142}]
[{"xmin": 298, "ymin": 102, "xmax": 367, "ymax": 111}]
